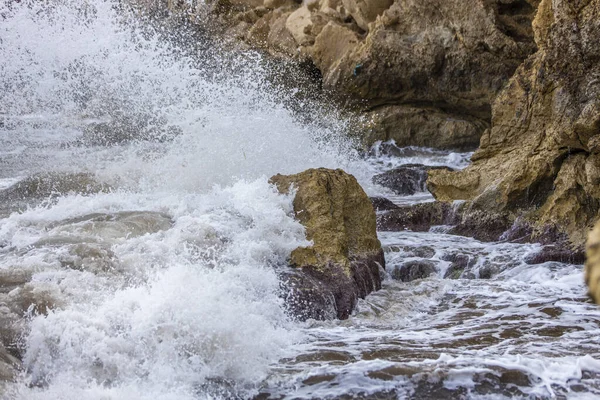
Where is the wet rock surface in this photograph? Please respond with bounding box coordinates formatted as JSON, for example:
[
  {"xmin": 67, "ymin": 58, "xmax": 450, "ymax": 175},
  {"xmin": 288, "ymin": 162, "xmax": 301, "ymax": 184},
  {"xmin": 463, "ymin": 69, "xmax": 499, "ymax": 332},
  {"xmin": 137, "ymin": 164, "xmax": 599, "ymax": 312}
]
[
  {"xmin": 391, "ymin": 260, "xmax": 437, "ymax": 282},
  {"xmin": 370, "ymin": 196, "xmax": 400, "ymax": 212},
  {"xmin": 270, "ymin": 168, "xmax": 385, "ymax": 320},
  {"xmin": 372, "ymin": 164, "xmax": 452, "ymax": 196}
]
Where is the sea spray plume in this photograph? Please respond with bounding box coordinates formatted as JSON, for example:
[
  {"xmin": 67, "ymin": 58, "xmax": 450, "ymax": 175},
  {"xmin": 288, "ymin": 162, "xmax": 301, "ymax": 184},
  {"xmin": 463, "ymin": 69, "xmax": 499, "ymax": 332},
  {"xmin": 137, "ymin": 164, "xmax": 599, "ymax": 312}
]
[{"xmin": 0, "ymin": 0, "xmax": 366, "ymax": 398}]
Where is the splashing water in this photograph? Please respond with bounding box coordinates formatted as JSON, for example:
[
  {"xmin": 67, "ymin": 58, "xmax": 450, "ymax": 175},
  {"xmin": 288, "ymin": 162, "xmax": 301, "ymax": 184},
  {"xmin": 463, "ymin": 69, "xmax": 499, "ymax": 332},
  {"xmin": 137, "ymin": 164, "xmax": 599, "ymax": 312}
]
[
  {"xmin": 0, "ymin": 1, "xmax": 360, "ymax": 398},
  {"xmin": 2, "ymin": 1, "xmax": 600, "ymax": 400}
]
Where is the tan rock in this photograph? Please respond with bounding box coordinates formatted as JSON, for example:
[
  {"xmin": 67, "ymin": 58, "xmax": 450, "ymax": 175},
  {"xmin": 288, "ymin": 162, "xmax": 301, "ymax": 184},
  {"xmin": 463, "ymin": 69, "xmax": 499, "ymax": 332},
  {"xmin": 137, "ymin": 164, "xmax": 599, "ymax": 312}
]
[
  {"xmin": 270, "ymin": 168, "xmax": 384, "ymax": 320},
  {"xmin": 286, "ymin": 6, "xmax": 315, "ymax": 46},
  {"xmin": 310, "ymin": 22, "xmax": 360, "ymax": 73},
  {"xmin": 587, "ymin": 221, "xmax": 600, "ymax": 303},
  {"xmin": 428, "ymin": 0, "xmax": 600, "ymax": 248},
  {"xmin": 341, "ymin": 0, "xmax": 393, "ymax": 31},
  {"xmin": 361, "ymin": 105, "xmax": 488, "ymax": 151}
]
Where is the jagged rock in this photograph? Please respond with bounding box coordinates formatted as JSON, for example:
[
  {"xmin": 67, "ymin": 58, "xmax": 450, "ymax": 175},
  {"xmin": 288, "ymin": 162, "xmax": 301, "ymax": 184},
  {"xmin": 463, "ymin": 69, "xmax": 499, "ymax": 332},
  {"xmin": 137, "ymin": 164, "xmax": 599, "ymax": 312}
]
[
  {"xmin": 186, "ymin": 0, "xmax": 541, "ymax": 149},
  {"xmin": 342, "ymin": 0, "xmax": 394, "ymax": 31},
  {"xmin": 428, "ymin": 0, "xmax": 600, "ymax": 248},
  {"xmin": 372, "ymin": 164, "xmax": 453, "ymax": 196},
  {"xmin": 270, "ymin": 168, "xmax": 385, "ymax": 320}
]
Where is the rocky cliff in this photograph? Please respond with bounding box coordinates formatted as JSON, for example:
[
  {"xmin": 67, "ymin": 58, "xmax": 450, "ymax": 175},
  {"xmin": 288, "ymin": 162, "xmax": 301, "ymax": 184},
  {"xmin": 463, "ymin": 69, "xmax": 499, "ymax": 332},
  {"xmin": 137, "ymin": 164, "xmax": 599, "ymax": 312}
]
[
  {"xmin": 429, "ymin": 0, "xmax": 600, "ymax": 248},
  {"xmin": 158, "ymin": 0, "xmax": 540, "ymax": 150}
]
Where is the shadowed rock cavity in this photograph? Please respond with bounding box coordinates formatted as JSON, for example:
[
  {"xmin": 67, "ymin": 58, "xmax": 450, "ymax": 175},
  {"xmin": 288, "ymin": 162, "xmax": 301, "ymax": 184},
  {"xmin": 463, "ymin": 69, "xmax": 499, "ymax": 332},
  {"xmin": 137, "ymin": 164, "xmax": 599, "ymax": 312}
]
[{"xmin": 270, "ymin": 168, "xmax": 385, "ymax": 320}]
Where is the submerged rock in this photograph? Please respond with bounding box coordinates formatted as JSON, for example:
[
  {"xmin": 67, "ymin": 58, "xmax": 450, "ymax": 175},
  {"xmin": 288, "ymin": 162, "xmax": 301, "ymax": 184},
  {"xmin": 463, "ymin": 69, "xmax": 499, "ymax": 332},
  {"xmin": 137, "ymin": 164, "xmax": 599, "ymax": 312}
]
[
  {"xmin": 0, "ymin": 172, "xmax": 110, "ymax": 202},
  {"xmin": 271, "ymin": 168, "xmax": 385, "ymax": 320},
  {"xmin": 0, "ymin": 172, "xmax": 112, "ymax": 215},
  {"xmin": 0, "ymin": 342, "xmax": 20, "ymax": 382}
]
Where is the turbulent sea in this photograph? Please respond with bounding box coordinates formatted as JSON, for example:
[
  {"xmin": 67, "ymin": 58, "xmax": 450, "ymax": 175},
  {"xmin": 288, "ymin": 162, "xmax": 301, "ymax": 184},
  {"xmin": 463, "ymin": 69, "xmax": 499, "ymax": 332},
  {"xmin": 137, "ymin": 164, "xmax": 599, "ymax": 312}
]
[{"xmin": 1, "ymin": 1, "xmax": 600, "ymax": 399}]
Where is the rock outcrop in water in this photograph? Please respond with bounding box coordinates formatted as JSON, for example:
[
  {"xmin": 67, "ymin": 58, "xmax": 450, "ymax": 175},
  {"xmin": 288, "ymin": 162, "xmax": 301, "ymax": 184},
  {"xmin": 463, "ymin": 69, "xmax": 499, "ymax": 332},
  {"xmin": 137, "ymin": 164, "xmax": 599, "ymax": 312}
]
[
  {"xmin": 159, "ymin": 0, "xmax": 540, "ymax": 150},
  {"xmin": 586, "ymin": 222, "xmax": 600, "ymax": 303},
  {"xmin": 428, "ymin": 0, "xmax": 600, "ymax": 249},
  {"xmin": 270, "ymin": 168, "xmax": 385, "ymax": 320}
]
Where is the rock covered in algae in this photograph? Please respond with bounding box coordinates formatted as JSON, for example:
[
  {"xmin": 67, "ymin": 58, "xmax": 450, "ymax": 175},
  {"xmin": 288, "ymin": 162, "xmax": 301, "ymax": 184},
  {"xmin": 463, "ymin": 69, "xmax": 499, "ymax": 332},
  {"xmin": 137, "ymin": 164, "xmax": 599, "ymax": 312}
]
[{"xmin": 270, "ymin": 168, "xmax": 385, "ymax": 320}]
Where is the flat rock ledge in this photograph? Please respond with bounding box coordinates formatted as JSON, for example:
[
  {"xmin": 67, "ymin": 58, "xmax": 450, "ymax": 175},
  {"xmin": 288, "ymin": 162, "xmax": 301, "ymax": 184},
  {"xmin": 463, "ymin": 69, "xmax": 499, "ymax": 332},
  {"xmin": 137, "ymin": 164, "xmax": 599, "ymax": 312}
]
[{"xmin": 270, "ymin": 168, "xmax": 385, "ymax": 321}]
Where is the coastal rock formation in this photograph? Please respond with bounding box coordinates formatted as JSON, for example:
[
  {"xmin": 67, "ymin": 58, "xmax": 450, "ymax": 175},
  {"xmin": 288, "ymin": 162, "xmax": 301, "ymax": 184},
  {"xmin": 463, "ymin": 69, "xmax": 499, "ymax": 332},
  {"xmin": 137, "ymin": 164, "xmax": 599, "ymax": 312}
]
[
  {"xmin": 270, "ymin": 168, "xmax": 385, "ymax": 320},
  {"xmin": 586, "ymin": 222, "xmax": 600, "ymax": 303},
  {"xmin": 161, "ymin": 0, "xmax": 540, "ymax": 149},
  {"xmin": 428, "ymin": 0, "xmax": 600, "ymax": 248}
]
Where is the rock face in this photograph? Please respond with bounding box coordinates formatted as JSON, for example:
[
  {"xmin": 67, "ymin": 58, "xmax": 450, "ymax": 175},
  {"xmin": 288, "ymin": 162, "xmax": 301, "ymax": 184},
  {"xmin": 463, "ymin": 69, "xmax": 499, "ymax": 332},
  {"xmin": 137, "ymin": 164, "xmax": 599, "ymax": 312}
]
[
  {"xmin": 270, "ymin": 168, "xmax": 385, "ymax": 320},
  {"xmin": 161, "ymin": 0, "xmax": 540, "ymax": 150},
  {"xmin": 428, "ymin": 0, "xmax": 600, "ymax": 248},
  {"xmin": 586, "ymin": 222, "xmax": 600, "ymax": 303}
]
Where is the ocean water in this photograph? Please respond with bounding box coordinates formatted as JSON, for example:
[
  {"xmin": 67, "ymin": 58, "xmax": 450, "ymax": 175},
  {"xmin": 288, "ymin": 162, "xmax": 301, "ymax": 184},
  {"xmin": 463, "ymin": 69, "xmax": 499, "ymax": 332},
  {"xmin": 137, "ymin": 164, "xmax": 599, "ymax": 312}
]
[{"xmin": 1, "ymin": 1, "xmax": 600, "ymax": 399}]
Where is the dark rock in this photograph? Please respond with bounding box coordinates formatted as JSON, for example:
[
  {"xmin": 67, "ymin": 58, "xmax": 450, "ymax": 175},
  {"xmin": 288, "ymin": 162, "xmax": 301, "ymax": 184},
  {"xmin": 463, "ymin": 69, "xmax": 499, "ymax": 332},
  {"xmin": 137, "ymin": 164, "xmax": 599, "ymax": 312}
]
[
  {"xmin": 412, "ymin": 246, "xmax": 436, "ymax": 259},
  {"xmin": 478, "ymin": 263, "xmax": 499, "ymax": 280},
  {"xmin": 525, "ymin": 246, "xmax": 585, "ymax": 265},
  {"xmin": 372, "ymin": 165, "xmax": 453, "ymax": 196},
  {"xmin": 280, "ymin": 251, "xmax": 385, "ymax": 321},
  {"xmin": 391, "ymin": 260, "xmax": 437, "ymax": 282},
  {"xmin": 449, "ymin": 209, "xmax": 512, "ymax": 242},
  {"xmin": 377, "ymin": 202, "xmax": 458, "ymax": 232},
  {"xmin": 442, "ymin": 253, "xmax": 474, "ymax": 279},
  {"xmin": 372, "ymin": 167, "xmax": 427, "ymax": 196},
  {"xmin": 370, "ymin": 196, "xmax": 399, "ymax": 212}
]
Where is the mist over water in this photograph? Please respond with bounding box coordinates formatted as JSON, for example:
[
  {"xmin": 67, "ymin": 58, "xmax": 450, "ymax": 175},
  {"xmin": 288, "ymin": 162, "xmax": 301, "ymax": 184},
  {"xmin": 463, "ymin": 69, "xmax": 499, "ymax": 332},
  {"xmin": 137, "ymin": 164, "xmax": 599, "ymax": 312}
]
[{"xmin": 0, "ymin": 1, "xmax": 364, "ymax": 398}]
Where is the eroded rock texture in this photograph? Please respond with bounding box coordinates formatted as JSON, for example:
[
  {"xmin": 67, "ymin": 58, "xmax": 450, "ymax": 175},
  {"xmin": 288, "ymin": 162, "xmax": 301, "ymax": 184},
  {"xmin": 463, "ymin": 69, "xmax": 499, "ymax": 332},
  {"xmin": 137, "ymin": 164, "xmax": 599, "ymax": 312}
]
[
  {"xmin": 429, "ymin": 0, "xmax": 600, "ymax": 248},
  {"xmin": 158, "ymin": 0, "xmax": 540, "ymax": 150},
  {"xmin": 270, "ymin": 168, "xmax": 385, "ymax": 320}
]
